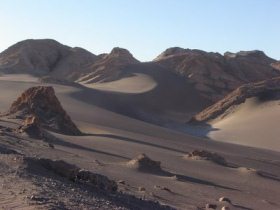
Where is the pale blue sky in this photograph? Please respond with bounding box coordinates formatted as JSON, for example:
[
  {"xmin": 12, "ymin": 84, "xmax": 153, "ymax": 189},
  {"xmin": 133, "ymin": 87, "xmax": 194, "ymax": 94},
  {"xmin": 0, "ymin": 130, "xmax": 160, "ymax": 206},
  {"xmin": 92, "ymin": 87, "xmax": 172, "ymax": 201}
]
[{"xmin": 0, "ymin": 0, "xmax": 279, "ymax": 61}]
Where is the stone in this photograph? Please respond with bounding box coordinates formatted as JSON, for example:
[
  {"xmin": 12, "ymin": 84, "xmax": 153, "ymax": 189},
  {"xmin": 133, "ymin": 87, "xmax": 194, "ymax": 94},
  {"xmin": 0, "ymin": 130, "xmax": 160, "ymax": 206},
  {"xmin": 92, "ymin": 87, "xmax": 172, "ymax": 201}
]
[
  {"xmin": 219, "ymin": 197, "xmax": 231, "ymax": 203},
  {"xmin": 187, "ymin": 150, "xmax": 227, "ymax": 166},
  {"xmin": 127, "ymin": 154, "xmax": 162, "ymax": 173},
  {"xmin": 138, "ymin": 187, "xmax": 146, "ymax": 192}
]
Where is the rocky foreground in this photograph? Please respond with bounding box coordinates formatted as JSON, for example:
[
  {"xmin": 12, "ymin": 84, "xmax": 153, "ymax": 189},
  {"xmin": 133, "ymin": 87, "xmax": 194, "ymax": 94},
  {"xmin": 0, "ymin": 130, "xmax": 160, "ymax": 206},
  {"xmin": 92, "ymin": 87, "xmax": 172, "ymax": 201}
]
[{"xmin": 0, "ymin": 86, "xmax": 174, "ymax": 210}]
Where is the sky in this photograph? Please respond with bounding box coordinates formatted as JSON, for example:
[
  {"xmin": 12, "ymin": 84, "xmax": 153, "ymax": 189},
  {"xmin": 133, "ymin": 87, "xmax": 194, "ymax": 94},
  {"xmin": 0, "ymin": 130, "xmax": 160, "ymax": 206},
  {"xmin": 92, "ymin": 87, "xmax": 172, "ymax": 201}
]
[{"xmin": 0, "ymin": 0, "xmax": 279, "ymax": 61}]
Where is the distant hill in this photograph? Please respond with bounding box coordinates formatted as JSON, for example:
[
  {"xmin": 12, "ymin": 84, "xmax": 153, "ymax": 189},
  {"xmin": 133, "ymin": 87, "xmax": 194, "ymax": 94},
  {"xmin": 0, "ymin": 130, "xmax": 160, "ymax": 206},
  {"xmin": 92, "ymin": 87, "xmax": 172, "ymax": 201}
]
[
  {"xmin": 0, "ymin": 39, "xmax": 140, "ymax": 83},
  {"xmin": 154, "ymin": 47, "xmax": 280, "ymax": 102},
  {"xmin": 0, "ymin": 39, "xmax": 279, "ymax": 124}
]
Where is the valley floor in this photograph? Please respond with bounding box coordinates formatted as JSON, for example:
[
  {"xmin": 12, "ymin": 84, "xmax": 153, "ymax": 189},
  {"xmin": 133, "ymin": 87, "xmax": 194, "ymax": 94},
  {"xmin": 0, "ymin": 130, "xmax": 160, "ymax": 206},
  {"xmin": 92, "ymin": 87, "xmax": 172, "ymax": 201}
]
[{"xmin": 0, "ymin": 74, "xmax": 280, "ymax": 210}]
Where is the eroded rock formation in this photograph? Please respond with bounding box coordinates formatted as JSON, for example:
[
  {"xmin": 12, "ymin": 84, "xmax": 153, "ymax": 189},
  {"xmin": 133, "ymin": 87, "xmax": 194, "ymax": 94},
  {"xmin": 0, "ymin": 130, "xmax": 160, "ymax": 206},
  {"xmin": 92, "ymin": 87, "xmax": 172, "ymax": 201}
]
[{"xmin": 8, "ymin": 86, "xmax": 81, "ymax": 135}]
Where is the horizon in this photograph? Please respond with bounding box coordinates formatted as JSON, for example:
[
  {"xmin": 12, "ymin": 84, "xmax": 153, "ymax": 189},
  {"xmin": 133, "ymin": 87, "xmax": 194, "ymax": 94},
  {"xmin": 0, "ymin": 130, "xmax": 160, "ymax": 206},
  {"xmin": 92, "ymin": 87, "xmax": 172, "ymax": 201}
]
[
  {"xmin": 1, "ymin": 0, "xmax": 279, "ymax": 61},
  {"xmin": 2, "ymin": 38, "xmax": 278, "ymax": 62}
]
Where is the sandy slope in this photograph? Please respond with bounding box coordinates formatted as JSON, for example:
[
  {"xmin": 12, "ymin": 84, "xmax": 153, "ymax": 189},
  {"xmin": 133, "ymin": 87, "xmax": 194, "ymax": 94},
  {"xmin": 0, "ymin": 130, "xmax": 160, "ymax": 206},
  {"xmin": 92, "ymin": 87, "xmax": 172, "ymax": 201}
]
[
  {"xmin": 208, "ymin": 97, "xmax": 280, "ymax": 151},
  {"xmin": 0, "ymin": 74, "xmax": 280, "ymax": 209},
  {"xmin": 79, "ymin": 73, "xmax": 157, "ymax": 94},
  {"xmin": 0, "ymin": 74, "xmax": 38, "ymax": 82}
]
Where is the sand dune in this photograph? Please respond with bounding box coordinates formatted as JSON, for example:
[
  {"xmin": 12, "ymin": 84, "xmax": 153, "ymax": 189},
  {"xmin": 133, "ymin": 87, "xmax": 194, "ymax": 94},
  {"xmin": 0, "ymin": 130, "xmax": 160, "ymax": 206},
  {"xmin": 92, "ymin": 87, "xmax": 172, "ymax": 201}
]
[
  {"xmin": 190, "ymin": 78, "xmax": 280, "ymax": 152},
  {"xmin": 80, "ymin": 73, "xmax": 157, "ymax": 94},
  {"xmin": 208, "ymin": 97, "xmax": 280, "ymax": 151},
  {"xmin": 0, "ymin": 75, "xmax": 279, "ymax": 209}
]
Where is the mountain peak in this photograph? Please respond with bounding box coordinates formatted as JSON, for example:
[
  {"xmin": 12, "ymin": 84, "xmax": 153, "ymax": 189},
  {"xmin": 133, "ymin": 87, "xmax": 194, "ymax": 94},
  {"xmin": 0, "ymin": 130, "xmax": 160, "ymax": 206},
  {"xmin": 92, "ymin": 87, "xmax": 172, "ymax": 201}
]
[
  {"xmin": 109, "ymin": 47, "xmax": 136, "ymax": 59},
  {"xmin": 154, "ymin": 47, "xmax": 207, "ymax": 61},
  {"xmin": 106, "ymin": 47, "xmax": 139, "ymax": 63}
]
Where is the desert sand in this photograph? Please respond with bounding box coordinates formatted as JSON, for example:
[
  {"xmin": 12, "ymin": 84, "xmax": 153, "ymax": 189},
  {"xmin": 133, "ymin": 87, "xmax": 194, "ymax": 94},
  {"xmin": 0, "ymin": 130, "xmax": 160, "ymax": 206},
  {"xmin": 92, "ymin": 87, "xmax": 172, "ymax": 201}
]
[
  {"xmin": 79, "ymin": 73, "xmax": 157, "ymax": 94},
  {"xmin": 0, "ymin": 73, "xmax": 279, "ymax": 210},
  {"xmin": 208, "ymin": 97, "xmax": 280, "ymax": 151}
]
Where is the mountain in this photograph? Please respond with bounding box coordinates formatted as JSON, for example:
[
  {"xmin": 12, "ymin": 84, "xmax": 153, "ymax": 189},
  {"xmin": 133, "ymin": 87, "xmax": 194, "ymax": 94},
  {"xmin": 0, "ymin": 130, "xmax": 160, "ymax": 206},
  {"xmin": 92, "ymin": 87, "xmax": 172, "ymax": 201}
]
[
  {"xmin": 0, "ymin": 39, "xmax": 141, "ymax": 83},
  {"xmin": 0, "ymin": 39, "xmax": 279, "ymax": 124},
  {"xmin": 77, "ymin": 47, "xmax": 139, "ymax": 84},
  {"xmin": 0, "ymin": 39, "xmax": 97, "ymax": 81},
  {"xmin": 272, "ymin": 61, "xmax": 280, "ymax": 70},
  {"xmin": 154, "ymin": 47, "xmax": 280, "ymax": 102}
]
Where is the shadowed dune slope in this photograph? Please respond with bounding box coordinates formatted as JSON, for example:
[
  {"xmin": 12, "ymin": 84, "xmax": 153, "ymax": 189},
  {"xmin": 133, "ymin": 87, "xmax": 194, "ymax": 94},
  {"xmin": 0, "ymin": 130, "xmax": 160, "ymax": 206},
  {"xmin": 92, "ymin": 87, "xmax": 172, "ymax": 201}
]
[{"xmin": 190, "ymin": 77, "xmax": 280, "ymax": 151}]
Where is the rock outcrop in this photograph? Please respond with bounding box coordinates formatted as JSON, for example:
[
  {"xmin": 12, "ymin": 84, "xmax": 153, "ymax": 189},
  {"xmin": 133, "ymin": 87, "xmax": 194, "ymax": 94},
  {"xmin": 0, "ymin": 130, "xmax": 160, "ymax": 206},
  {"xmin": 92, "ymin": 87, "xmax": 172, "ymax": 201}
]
[
  {"xmin": 8, "ymin": 86, "xmax": 81, "ymax": 135},
  {"xmin": 127, "ymin": 154, "xmax": 162, "ymax": 173},
  {"xmin": 191, "ymin": 77, "xmax": 280, "ymax": 123},
  {"xmin": 185, "ymin": 150, "xmax": 228, "ymax": 166}
]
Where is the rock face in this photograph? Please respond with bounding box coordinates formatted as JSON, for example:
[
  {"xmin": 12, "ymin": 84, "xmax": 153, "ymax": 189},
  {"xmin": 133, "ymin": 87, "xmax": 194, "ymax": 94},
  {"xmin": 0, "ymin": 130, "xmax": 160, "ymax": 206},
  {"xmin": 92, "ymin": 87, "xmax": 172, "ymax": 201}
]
[
  {"xmin": 191, "ymin": 77, "xmax": 280, "ymax": 123},
  {"xmin": 8, "ymin": 86, "xmax": 81, "ymax": 135},
  {"xmin": 155, "ymin": 48, "xmax": 280, "ymax": 102}
]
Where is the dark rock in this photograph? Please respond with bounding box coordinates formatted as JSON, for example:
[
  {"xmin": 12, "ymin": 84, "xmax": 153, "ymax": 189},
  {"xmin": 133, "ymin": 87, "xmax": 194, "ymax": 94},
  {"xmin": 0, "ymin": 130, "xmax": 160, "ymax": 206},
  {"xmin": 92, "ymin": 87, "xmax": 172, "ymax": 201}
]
[
  {"xmin": 8, "ymin": 86, "xmax": 81, "ymax": 135},
  {"xmin": 186, "ymin": 150, "xmax": 228, "ymax": 166},
  {"xmin": 17, "ymin": 115, "xmax": 43, "ymax": 139}
]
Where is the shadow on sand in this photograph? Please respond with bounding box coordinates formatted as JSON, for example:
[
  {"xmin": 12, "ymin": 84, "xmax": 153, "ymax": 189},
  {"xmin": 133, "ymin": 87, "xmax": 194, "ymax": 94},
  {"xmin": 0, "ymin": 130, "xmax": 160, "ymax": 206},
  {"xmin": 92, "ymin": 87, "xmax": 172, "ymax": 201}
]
[
  {"xmin": 44, "ymin": 132, "xmax": 130, "ymax": 160},
  {"xmin": 135, "ymin": 166, "xmax": 239, "ymax": 192}
]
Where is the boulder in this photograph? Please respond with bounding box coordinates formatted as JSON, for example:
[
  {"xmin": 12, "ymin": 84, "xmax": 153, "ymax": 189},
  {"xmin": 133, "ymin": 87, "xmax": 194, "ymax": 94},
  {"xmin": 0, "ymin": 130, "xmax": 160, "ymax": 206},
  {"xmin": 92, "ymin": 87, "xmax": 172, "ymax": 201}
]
[{"xmin": 127, "ymin": 154, "xmax": 162, "ymax": 173}]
